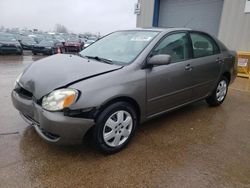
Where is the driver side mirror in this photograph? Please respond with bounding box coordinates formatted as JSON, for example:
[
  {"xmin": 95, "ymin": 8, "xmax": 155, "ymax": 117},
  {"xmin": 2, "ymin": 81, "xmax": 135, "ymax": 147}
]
[{"xmin": 147, "ymin": 54, "xmax": 171, "ymax": 66}]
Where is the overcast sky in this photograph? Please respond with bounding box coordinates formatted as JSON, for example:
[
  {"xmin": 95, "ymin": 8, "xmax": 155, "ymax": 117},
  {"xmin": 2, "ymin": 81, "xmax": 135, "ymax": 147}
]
[{"xmin": 0, "ymin": 0, "xmax": 137, "ymax": 35}]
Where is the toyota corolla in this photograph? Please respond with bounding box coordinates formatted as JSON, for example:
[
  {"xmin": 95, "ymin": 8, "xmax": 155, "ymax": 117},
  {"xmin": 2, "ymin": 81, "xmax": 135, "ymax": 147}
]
[{"xmin": 12, "ymin": 28, "xmax": 237, "ymax": 153}]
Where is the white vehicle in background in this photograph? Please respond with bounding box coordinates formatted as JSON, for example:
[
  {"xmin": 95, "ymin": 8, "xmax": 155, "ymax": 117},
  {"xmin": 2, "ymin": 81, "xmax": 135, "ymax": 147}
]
[
  {"xmin": 84, "ymin": 40, "xmax": 95, "ymax": 48},
  {"xmin": 84, "ymin": 36, "xmax": 98, "ymax": 48}
]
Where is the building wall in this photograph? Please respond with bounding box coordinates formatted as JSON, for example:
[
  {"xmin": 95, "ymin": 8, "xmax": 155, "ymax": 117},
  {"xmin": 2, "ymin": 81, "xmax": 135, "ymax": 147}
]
[
  {"xmin": 136, "ymin": 0, "xmax": 250, "ymax": 51},
  {"xmin": 219, "ymin": 0, "xmax": 250, "ymax": 51},
  {"xmin": 136, "ymin": 0, "xmax": 154, "ymax": 27}
]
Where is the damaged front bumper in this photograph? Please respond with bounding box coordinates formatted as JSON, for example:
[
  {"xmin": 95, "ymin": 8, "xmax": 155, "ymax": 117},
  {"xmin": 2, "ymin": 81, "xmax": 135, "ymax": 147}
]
[{"xmin": 11, "ymin": 89, "xmax": 95, "ymax": 145}]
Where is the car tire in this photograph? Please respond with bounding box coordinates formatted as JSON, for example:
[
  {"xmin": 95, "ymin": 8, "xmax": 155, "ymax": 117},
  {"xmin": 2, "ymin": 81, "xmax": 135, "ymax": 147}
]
[
  {"xmin": 32, "ymin": 52, "xmax": 37, "ymax": 55},
  {"xmin": 17, "ymin": 51, "xmax": 23, "ymax": 55},
  {"xmin": 93, "ymin": 102, "xmax": 138, "ymax": 154},
  {"xmin": 206, "ymin": 76, "xmax": 229, "ymax": 107}
]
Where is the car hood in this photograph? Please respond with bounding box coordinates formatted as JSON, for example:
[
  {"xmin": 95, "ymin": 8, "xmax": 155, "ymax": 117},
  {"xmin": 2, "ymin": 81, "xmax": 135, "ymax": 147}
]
[
  {"xmin": 65, "ymin": 42, "xmax": 80, "ymax": 45},
  {"xmin": 19, "ymin": 54, "xmax": 122, "ymax": 99},
  {"xmin": 34, "ymin": 44, "xmax": 52, "ymax": 47},
  {"xmin": 22, "ymin": 41, "xmax": 36, "ymax": 45}
]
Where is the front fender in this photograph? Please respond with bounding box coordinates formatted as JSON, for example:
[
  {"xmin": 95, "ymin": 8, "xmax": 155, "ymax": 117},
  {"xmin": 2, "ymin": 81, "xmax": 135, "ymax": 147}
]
[{"xmin": 69, "ymin": 67, "xmax": 147, "ymax": 122}]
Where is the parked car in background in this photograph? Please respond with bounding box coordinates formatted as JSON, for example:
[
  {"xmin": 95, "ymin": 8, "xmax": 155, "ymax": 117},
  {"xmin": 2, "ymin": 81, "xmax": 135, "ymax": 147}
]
[
  {"xmin": 11, "ymin": 28, "xmax": 237, "ymax": 153},
  {"xmin": 79, "ymin": 38, "xmax": 86, "ymax": 45},
  {"xmin": 32, "ymin": 39, "xmax": 64, "ymax": 55},
  {"xmin": 79, "ymin": 35, "xmax": 88, "ymax": 42},
  {"xmin": 13, "ymin": 33, "xmax": 22, "ymax": 43},
  {"xmin": 0, "ymin": 33, "xmax": 23, "ymax": 55},
  {"xmin": 84, "ymin": 39, "xmax": 96, "ymax": 48},
  {"xmin": 54, "ymin": 35, "xmax": 66, "ymax": 46},
  {"xmin": 20, "ymin": 36, "xmax": 37, "ymax": 50},
  {"xmin": 64, "ymin": 38, "xmax": 83, "ymax": 52},
  {"xmin": 31, "ymin": 34, "xmax": 45, "ymax": 44}
]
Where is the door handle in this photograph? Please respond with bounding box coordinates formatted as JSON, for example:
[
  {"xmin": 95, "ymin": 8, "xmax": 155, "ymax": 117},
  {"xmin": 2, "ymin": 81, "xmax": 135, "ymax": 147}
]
[
  {"xmin": 216, "ymin": 58, "xmax": 223, "ymax": 63},
  {"xmin": 185, "ymin": 64, "xmax": 193, "ymax": 71}
]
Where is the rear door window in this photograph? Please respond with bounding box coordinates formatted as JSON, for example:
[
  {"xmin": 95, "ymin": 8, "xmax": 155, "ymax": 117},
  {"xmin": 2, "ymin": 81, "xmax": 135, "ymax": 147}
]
[{"xmin": 190, "ymin": 32, "xmax": 220, "ymax": 58}]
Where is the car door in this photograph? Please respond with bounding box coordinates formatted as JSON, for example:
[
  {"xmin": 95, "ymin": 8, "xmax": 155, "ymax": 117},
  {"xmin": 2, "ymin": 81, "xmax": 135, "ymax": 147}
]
[
  {"xmin": 146, "ymin": 32, "xmax": 194, "ymax": 117},
  {"xmin": 189, "ymin": 32, "xmax": 223, "ymax": 99}
]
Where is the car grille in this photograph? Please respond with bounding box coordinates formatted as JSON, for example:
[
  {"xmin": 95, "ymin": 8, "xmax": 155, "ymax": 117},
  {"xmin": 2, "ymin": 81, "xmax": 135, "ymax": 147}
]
[
  {"xmin": 34, "ymin": 47, "xmax": 45, "ymax": 50},
  {"xmin": 1, "ymin": 44, "xmax": 18, "ymax": 51},
  {"xmin": 14, "ymin": 84, "xmax": 33, "ymax": 100},
  {"xmin": 2, "ymin": 44, "xmax": 16, "ymax": 48},
  {"xmin": 66, "ymin": 46, "xmax": 80, "ymax": 51}
]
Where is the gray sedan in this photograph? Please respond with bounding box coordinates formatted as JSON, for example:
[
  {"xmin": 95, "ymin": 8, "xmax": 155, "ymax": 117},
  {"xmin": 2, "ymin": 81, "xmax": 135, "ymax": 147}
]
[{"xmin": 12, "ymin": 28, "xmax": 237, "ymax": 153}]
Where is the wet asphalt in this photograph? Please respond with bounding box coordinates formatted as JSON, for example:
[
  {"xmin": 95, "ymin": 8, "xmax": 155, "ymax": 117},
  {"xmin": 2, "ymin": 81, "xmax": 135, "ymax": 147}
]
[{"xmin": 0, "ymin": 51, "xmax": 250, "ymax": 188}]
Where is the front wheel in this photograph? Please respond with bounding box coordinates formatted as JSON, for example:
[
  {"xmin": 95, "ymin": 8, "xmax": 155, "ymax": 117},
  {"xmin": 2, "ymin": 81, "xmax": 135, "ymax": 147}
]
[
  {"xmin": 206, "ymin": 76, "xmax": 229, "ymax": 107},
  {"xmin": 93, "ymin": 102, "xmax": 138, "ymax": 154}
]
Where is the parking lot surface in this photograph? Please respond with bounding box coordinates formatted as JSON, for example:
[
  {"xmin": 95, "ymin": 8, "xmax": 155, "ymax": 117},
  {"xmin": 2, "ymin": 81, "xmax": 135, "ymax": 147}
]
[{"xmin": 0, "ymin": 52, "xmax": 250, "ymax": 188}]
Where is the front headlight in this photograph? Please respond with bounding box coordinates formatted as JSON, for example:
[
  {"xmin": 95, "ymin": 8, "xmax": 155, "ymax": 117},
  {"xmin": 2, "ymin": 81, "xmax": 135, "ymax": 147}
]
[{"xmin": 42, "ymin": 89, "xmax": 79, "ymax": 111}]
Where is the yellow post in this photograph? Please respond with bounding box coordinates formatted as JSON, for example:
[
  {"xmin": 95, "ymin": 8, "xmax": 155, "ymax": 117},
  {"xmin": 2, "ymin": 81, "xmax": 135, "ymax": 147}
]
[{"xmin": 237, "ymin": 51, "xmax": 250, "ymax": 79}]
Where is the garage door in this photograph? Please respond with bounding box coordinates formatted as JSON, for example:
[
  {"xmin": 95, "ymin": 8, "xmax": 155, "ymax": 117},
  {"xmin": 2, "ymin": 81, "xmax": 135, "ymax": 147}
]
[{"xmin": 158, "ymin": 0, "xmax": 224, "ymax": 36}]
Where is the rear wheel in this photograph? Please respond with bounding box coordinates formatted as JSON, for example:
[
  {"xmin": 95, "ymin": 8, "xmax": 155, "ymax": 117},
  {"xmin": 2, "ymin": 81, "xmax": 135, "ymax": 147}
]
[
  {"xmin": 206, "ymin": 76, "xmax": 229, "ymax": 107},
  {"xmin": 93, "ymin": 102, "xmax": 137, "ymax": 154}
]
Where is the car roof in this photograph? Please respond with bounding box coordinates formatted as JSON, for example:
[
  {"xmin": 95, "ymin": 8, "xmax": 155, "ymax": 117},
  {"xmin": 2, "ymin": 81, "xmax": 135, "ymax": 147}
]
[{"xmin": 121, "ymin": 27, "xmax": 193, "ymax": 33}]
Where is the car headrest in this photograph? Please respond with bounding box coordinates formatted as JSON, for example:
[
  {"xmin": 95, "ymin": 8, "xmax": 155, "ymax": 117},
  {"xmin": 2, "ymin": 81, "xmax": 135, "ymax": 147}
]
[{"xmin": 194, "ymin": 41, "xmax": 209, "ymax": 49}]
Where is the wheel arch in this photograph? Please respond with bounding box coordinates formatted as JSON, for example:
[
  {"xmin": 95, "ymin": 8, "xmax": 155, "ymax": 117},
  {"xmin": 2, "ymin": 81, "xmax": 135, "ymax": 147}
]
[
  {"xmin": 222, "ymin": 71, "xmax": 231, "ymax": 83},
  {"xmin": 95, "ymin": 96, "xmax": 141, "ymax": 123}
]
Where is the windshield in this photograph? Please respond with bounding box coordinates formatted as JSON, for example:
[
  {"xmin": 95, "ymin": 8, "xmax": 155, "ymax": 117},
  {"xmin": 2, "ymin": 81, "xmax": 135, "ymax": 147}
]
[
  {"xmin": 22, "ymin": 37, "xmax": 36, "ymax": 43},
  {"xmin": 80, "ymin": 31, "xmax": 159, "ymax": 65},
  {"xmin": 0, "ymin": 34, "xmax": 17, "ymax": 42}
]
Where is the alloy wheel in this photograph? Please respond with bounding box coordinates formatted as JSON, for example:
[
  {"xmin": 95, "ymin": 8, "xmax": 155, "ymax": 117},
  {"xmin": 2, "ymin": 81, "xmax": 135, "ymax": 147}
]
[{"xmin": 216, "ymin": 80, "xmax": 227, "ymax": 102}]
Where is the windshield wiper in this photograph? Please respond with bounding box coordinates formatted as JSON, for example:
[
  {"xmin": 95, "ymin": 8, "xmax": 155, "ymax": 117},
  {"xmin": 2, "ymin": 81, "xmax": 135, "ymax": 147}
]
[{"xmin": 84, "ymin": 55, "xmax": 113, "ymax": 64}]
